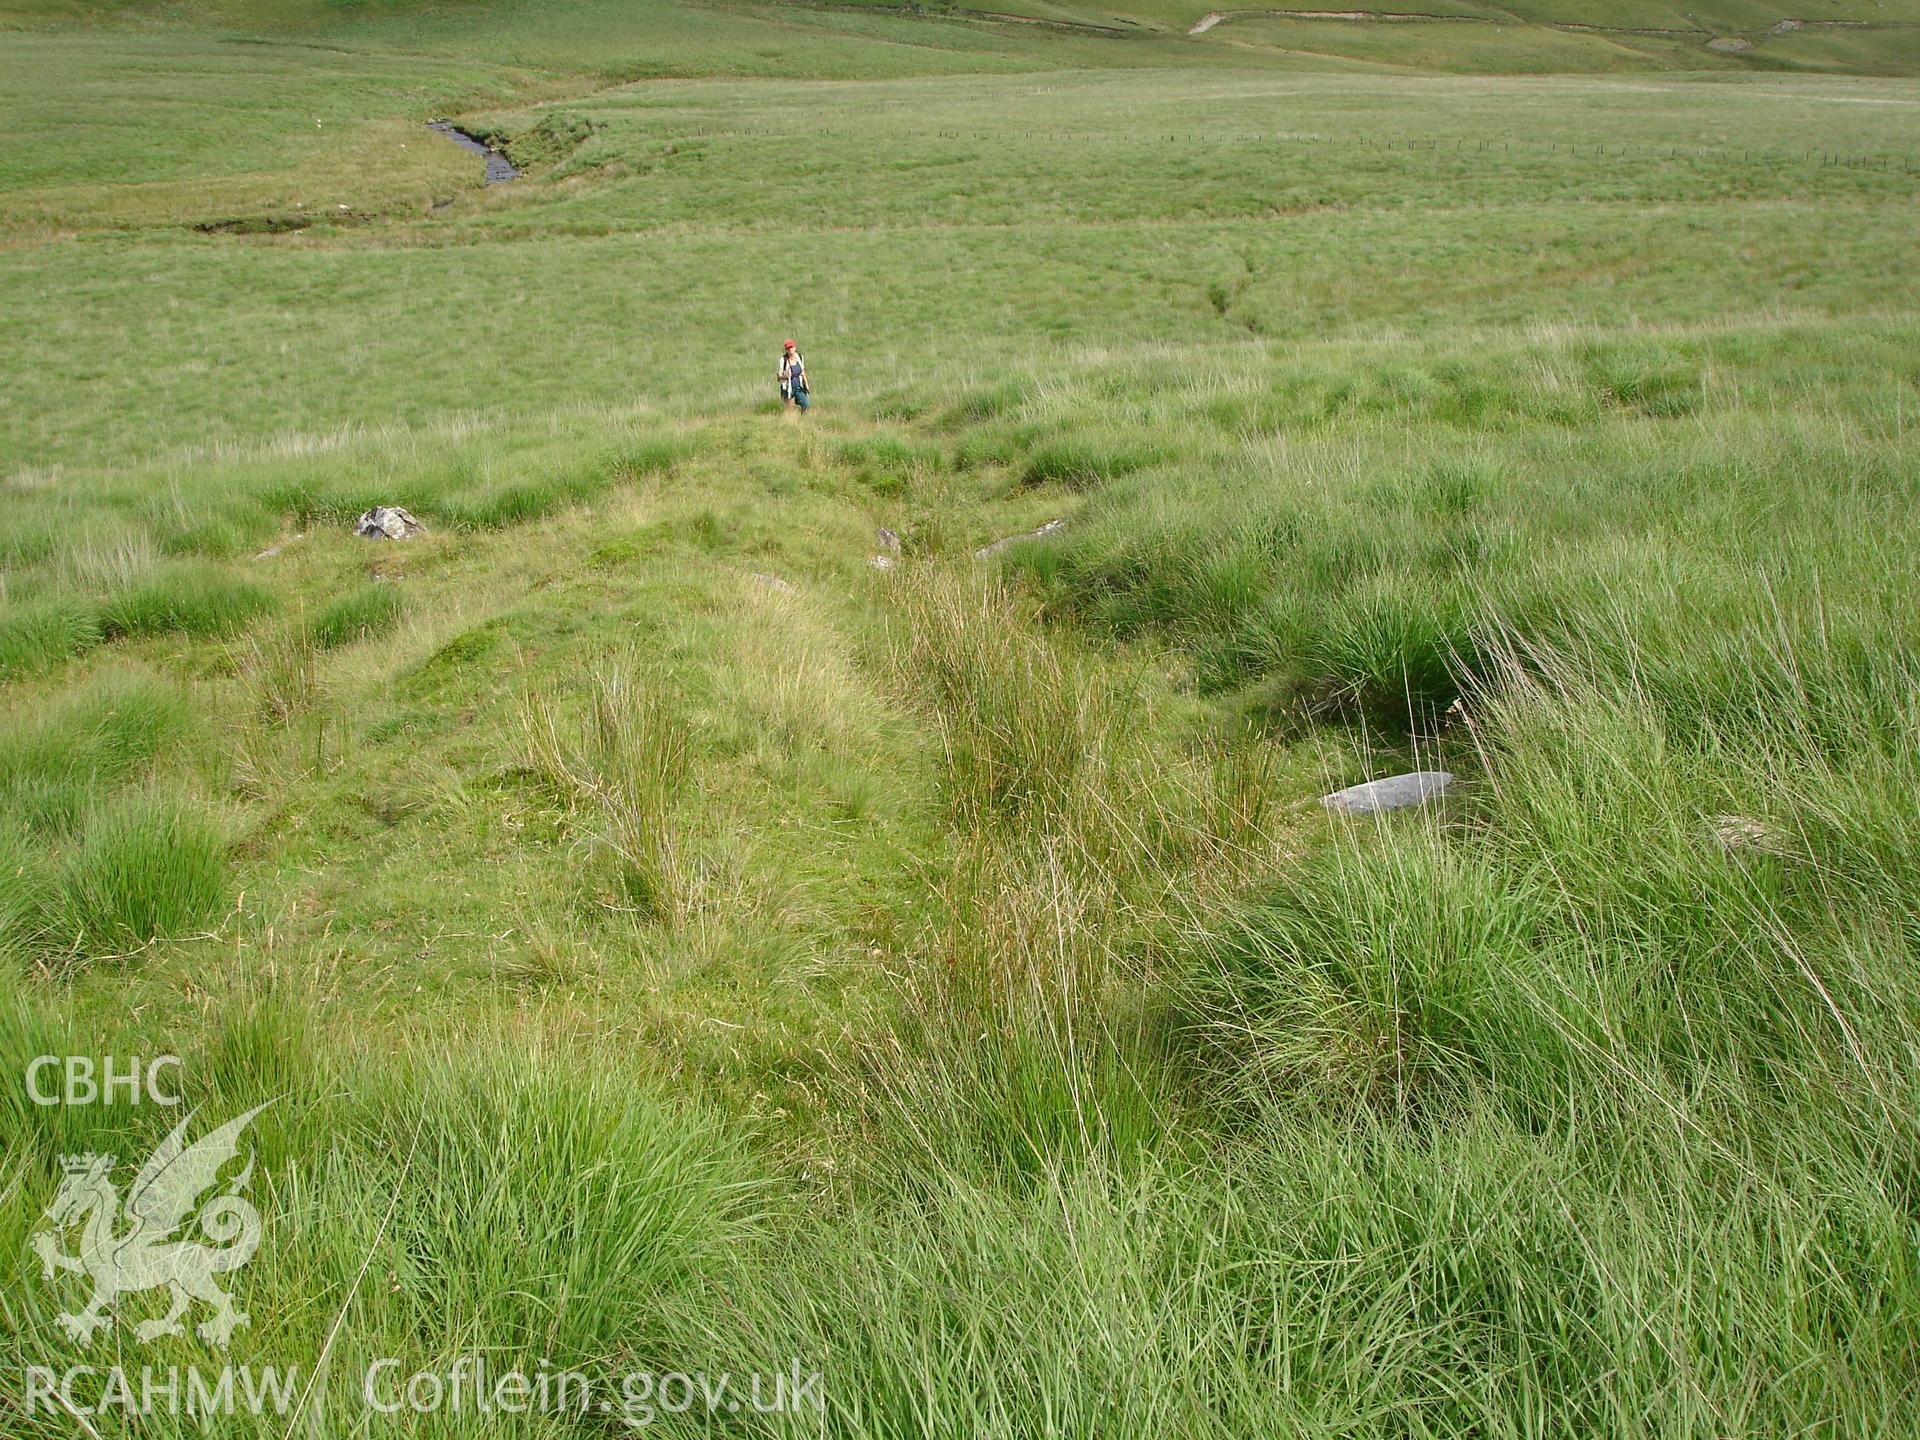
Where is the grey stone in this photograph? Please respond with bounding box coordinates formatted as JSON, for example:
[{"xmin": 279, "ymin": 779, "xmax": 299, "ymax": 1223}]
[
  {"xmin": 1321, "ymin": 771, "xmax": 1454, "ymax": 817},
  {"xmin": 975, "ymin": 518, "xmax": 1064, "ymax": 559},
  {"xmin": 354, "ymin": 506, "xmax": 423, "ymax": 540},
  {"xmin": 750, "ymin": 572, "xmax": 797, "ymax": 594},
  {"xmin": 876, "ymin": 526, "xmax": 902, "ymax": 554}
]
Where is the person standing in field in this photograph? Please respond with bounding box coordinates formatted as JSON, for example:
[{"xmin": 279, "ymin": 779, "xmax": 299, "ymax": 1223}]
[{"xmin": 778, "ymin": 339, "xmax": 810, "ymax": 412}]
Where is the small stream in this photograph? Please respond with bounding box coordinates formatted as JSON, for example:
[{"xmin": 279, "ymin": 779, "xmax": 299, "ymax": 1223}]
[{"xmin": 427, "ymin": 121, "xmax": 521, "ymax": 184}]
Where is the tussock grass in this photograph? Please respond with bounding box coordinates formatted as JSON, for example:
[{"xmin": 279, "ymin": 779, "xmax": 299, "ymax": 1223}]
[
  {"xmin": 0, "ymin": 812, "xmax": 56, "ymax": 962},
  {"xmin": 235, "ymin": 623, "xmax": 323, "ymax": 723},
  {"xmin": 888, "ymin": 569, "xmax": 1137, "ymax": 829},
  {"xmin": 51, "ymin": 791, "xmax": 229, "ymax": 960},
  {"xmin": 100, "ymin": 564, "xmax": 275, "ymax": 640},
  {"xmin": 858, "ymin": 839, "xmax": 1179, "ymax": 1188},
  {"xmin": 1018, "ymin": 435, "xmax": 1172, "ymax": 491},
  {"xmin": 429, "ymin": 434, "xmax": 694, "ymax": 530},
  {"xmin": 0, "ymin": 1011, "xmax": 768, "ymax": 1433},
  {"xmin": 374, "ymin": 1051, "xmax": 765, "ymax": 1362},
  {"xmin": 1146, "ymin": 634, "xmax": 1920, "ymax": 1432},
  {"xmin": 0, "ymin": 595, "xmax": 103, "ymax": 679},
  {"xmin": 0, "ymin": 672, "xmax": 228, "ymax": 962},
  {"xmin": 1195, "ymin": 829, "xmax": 1540, "ymax": 1115},
  {"xmin": 311, "ymin": 583, "xmax": 405, "ymax": 649},
  {"xmin": 524, "ymin": 658, "xmax": 692, "ymax": 925},
  {"xmin": 143, "ymin": 485, "xmax": 278, "ymax": 560},
  {"xmin": 51, "ymin": 524, "xmax": 155, "ymax": 594},
  {"xmin": 865, "ymin": 565, "xmax": 1301, "ymax": 1196},
  {"xmin": 0, "ymin": 669, "xmax": 190, "ymax": 831}
]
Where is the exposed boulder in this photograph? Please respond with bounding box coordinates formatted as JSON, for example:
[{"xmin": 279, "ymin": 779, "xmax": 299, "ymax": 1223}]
[
  {"xmin": 355, "ymin": 506, "xmax": 423, "ymax": 540},
  {"xmin": 1321, "ymin": 770, "xmax": 1454, "ymax": 817}
]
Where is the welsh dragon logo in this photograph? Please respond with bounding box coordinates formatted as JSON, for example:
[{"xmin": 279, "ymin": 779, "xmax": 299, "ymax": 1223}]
[{"xmin": 31, "ymin": 1104, "xmax": 270, "ymax": 1348}]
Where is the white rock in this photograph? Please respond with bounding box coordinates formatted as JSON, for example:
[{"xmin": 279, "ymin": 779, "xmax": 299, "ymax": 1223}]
[
  {"xmin": 975, "ymin": 518, "xmax": 1064, "ymax": 560},
  {"xmin": 1321, "ymin": 771, "xmax": 1454, "ymax": 817},
  {"xmin": 354, "ymin": 506, "xmax": 423, "ymax": 540}
]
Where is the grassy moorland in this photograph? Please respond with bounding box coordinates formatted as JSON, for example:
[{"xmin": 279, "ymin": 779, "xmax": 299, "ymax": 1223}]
[{"xmin": 2, "ymin": 0, "xmax": 1917, "ymax": 1434}]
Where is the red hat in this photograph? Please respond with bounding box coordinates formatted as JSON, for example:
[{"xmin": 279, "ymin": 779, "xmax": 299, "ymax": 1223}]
[{"xmin": 783, "ymin": 339, "xmax": 796, "ymax": 349}]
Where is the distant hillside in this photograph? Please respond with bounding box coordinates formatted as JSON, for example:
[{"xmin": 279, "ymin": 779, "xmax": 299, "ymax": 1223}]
[{"xmin": 5, "ymin": 0, "xmax": 1918, "ymax": 76}]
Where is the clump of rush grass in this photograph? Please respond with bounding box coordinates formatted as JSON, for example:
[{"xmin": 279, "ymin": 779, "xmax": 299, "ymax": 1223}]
[
  {"xmin": 235, "ymin": 621, "xmax": 323, "ymax": 723},
  {"xmin": 310, "ymin": 583, "xmax": 404, "ymax": 649},
  {"xmin": 0, "ymin": 668, "xmax": 190, "ymax": 831},
  {"xmin": 48, "ymin": 790, "xmax": 228, "ymax": 961},
  {"xmin": 524, "ymin": 658, "xmax": 692, "ymax": 925},
  {"xmin": 57, "ymin": 524, "xmax": 155, "ymax": 594},
  {"xmin": 100, "ymin": 563, "xmax": 274, "ymax": 639},
  {"xmin": 888, "ymin": 568, "xmax": 1134, "ymax": 830},
  {"xmin": 1191, "ymin": 823, "xmax": 1546, "ymax": 1117},
  {"xmin": 0, "ymin": 811, "xmax": 56, "ymax": 962},
  {"xmin": 1018, "ymin": 434, "xmax": 1169, "ymax": 491},
  {"xmin": 0, "ymin": 1009, "xmax": 768, "ymax": 1404},
  {"xmin": 854, "ymin": 833, "xmax": 1180, "ymax": 1190},
  {"xmin": 867, "ymin": 568, "xmax": 1306, "ymax": 1192},
  {"xmin": 0, "ymin": 593, "xmax": 104, "ymax": 679},
  {"xmin": 432, "ymin": 432, "xmax": 688, "ymax": 530},
  {"xmin": 1146, "ymin": 626, "xmax": 1920, "ymax": 1433},
  {"xmin": 437, "ymin": 475, "xmax": 593, "ymax": 530}
]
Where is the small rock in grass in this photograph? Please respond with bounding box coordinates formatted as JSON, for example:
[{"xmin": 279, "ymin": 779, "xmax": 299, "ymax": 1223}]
[
  {"xmin": 975, "ymin": 518, "xmax": 1064, "ymax": 560},
  {"xmin": 876, "ymin": 526, "xmax": 902, "ymax": 554},
  {"xmin": 1709, "ymin": 814, "xmax": 1789, "ymax": 858},
  {"xmin": 751, "ymin": 572, "xmax": 797, "ymax": 594},
  {"xmin": 868, "ymin": 554, "xmax": 896, "ymax": 571},
  {"xmin": 355, "ymin": 506, "xmax": 423, "ymax": 540},
  {"xmin": 1321, "ymin": 771, "xmax": 1454, "ymax": 817}
]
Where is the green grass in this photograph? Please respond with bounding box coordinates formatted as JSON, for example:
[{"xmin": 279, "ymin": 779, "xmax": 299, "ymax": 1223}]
[
  {"xmin": 99, "ymin": 564, "xmax": 274, "ymax": 639},
  {"xmin": 0, "ymin": 594, "xmax": 103, "ymax": 679},
  {"xmin": 310, "ymin": 584, "xmax": 404, "ymax": 649},
  {"xmin": 0, "ymin": 668, "xmax": 192, "ymax": 830},
  {"xmin": 2, "ymin": 1, "xmax": 1917, "ymax": 1434},
  {"xmin": 523, "ymin": 658, "xmax": 694, "ymax": 924},
  {"xmin": 52, "ymin": 791, "xmax": 230, "ymax": 956}
]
